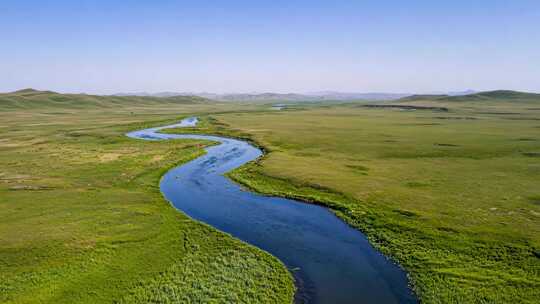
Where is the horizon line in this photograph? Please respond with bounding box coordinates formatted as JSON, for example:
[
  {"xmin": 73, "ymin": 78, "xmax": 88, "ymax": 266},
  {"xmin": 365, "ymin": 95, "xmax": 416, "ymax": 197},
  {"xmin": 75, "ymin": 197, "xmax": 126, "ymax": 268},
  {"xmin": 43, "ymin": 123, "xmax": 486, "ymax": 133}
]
[{"xmin": 4, "ymin": 87, "xmax": 540, "ymax": 96}]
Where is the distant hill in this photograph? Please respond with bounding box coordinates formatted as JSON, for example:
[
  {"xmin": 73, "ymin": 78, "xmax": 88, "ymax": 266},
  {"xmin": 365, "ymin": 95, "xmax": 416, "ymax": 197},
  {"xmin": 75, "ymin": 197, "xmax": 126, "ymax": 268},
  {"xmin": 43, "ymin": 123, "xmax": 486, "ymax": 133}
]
[
  {"xmin": 0, "ymin": 89, "xmax": 209, "ymax": 110},
  {"xmin": 5, "ymin": 89, "xmax": 537, "ymax": 109},
  {"xmin": 116, "ymin": 91, "xmax": 410, "ymax": 101},
  {"xmin": 303, "ymin": 91, "xmax": 410, "ymax": 101},
  {"xmin": 206, "ymin": 93, "xmax": 315, "ymax": 102},
  {"xmin": 114, "ymin": 91, "xmax": 190, "ymax": 98},
  {"xmin": 10, "ymin": 88, "xmax": 59, "ymax": 96},
  {"xmin": 399, "ymin": 90, "xmax": 540, "ymax": 102},
  {"xmin": 440, "ymin": 90, "xmax": 540, "ymax": 101}
]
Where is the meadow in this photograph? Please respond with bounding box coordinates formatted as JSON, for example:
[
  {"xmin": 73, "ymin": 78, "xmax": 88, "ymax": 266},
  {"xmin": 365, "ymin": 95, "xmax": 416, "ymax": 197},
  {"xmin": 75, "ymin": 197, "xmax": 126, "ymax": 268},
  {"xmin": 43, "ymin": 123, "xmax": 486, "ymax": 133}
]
[
  {"xmin": 2, "ymin": 89, "xmax": 540, "ymax": 303},
  {"xmin": 0, "ymin": 90, "xmax": 294, "ymax": 303},
  {"xmin": 166, "ymin": 92, "xmax": 540, "ymax": 303}
]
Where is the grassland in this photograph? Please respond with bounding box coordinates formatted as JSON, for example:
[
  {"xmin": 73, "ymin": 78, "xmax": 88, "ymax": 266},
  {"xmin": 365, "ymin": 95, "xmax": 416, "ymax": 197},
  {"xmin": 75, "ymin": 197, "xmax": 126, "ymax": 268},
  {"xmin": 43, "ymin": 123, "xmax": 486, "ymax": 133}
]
[
  {"xmin": 0, "ymin": 90, "xmax": 294, "ymax": 303},
  {"xmin": 165, "ymin": 92, "xmax": 540, "ymax": 303},
  {"xmin": 3, "ymin": 88, "xmax": 540, "ymax": 303}
]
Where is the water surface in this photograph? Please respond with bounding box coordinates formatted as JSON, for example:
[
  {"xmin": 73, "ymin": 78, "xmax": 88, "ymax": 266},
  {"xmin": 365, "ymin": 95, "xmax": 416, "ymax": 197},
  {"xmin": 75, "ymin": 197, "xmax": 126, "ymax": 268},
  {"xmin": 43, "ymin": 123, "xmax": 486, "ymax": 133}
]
[{"xmin": 127, "ymin": 117, "xmax": 416, "ymax": 304}]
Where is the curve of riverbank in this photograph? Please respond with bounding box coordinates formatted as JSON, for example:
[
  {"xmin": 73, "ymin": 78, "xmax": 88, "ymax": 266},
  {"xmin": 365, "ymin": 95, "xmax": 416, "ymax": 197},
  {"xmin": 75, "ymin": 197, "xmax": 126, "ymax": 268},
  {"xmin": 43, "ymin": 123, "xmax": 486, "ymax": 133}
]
[{"xmin": 127, "ymin": 117, "xmax": 417, "ymax": 304}]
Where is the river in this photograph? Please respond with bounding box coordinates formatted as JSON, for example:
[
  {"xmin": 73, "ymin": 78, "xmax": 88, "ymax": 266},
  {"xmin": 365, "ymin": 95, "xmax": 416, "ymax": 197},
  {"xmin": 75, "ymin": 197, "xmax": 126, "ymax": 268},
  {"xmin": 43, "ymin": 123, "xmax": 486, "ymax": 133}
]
[{"xmin": 127, "ymin": 117, "xmax": 416, "ymax": 304}]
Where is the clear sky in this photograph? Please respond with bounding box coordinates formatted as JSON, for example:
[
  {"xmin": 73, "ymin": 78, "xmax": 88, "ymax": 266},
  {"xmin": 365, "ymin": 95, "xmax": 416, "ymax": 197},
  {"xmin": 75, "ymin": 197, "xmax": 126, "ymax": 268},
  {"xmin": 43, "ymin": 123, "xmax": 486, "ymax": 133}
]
[{"xmin": 1, "ymin": 0, "xmax": 539, "ymax": 94}]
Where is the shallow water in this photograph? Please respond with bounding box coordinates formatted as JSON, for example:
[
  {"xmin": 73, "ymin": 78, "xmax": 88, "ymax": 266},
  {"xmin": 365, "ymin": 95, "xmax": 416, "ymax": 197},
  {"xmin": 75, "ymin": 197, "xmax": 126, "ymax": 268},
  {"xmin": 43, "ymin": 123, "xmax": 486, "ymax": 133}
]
[{"xmin": 127, "ymin": 117, "xmax": 416, "ymax": 304}]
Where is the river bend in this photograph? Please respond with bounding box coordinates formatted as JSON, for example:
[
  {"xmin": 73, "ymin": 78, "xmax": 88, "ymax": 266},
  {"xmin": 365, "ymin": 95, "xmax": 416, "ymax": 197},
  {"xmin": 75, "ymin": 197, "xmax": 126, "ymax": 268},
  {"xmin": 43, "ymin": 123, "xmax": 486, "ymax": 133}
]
[{"xmin": 127, "ymin": 117, "xmax": 416, "ymax": 304}]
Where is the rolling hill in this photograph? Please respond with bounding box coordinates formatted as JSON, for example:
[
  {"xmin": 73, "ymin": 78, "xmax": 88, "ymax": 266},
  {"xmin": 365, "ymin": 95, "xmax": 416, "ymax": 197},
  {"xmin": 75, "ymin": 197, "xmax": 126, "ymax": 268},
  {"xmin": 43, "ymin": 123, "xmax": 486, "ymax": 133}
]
[
  {"xmin": 0, "ymin": 88, "xmax": 210, "ymax": 110},
  {"xmin": 399, "ymin": 90, "xmax": 540, "ymax": 103}
]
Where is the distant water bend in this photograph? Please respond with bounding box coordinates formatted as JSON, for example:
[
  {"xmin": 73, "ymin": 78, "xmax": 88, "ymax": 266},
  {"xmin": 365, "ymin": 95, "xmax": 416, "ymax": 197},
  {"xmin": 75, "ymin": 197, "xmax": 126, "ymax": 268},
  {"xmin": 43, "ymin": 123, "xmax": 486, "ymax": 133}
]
[{"xmin": 127, "ymin": 117, "xmax": 417, "ymax": 304}]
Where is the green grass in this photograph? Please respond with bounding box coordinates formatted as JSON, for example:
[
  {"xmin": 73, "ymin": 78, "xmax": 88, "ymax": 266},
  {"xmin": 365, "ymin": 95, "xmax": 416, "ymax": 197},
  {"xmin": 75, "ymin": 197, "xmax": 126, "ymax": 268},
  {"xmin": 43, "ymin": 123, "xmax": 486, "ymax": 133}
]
[
  {"xmin": 0, "ymin": 97, "xmax": 294, "ymax": 303},
  {"xmin": 3, "ymin": 89, "xmax": 540, "ymax": 303},
  {"xmin": 165, "ymin": 97, "xmax": 540, "ymax": 303}
]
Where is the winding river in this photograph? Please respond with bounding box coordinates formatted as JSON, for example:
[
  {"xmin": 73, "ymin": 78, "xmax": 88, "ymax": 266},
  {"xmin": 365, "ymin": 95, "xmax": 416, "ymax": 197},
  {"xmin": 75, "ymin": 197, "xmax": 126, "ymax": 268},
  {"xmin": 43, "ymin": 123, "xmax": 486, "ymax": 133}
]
[{"xmin": 127, "ymin": 117, "xmax": 416, "ymax": 304}]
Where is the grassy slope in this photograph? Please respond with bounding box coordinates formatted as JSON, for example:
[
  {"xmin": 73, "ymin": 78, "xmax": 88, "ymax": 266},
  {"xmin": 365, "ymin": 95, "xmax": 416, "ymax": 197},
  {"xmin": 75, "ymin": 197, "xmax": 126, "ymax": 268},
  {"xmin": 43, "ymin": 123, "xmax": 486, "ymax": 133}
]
[
  {"xmin": 0, "ymin": 95, "xmax": 294, "ymax": 303},
  {"xmin": 0, "ymin": 89, "xmax": 211, "ymax": 110},
  {"xmin": 165, "ymin": 97, "xmax": 540, "ymax": 303},
  {"xmin": 399, "ymin": 90, "xmax": 540, "ymax": 103},
  {"xmin": 440, "ymin": 90, "xmax": 540, "ymax": 102}
]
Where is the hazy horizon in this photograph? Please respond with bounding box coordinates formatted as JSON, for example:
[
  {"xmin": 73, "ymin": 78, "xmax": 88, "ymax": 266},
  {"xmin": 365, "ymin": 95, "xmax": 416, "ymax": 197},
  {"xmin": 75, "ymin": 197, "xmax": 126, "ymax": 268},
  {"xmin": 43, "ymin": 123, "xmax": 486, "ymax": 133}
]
[
  {"xmin": 2, "ymin": 1, "xmax": 539, "ymax": 94},
  {"xmin": 6, "ymin": 88, "xmax": 533, "ymax": 96}
]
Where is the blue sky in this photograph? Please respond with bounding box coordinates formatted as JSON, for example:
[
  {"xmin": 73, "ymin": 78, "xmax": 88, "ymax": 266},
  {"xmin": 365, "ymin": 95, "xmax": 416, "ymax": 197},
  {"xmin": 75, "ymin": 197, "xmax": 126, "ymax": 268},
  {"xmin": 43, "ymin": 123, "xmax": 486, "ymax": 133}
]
[{"xmin": 1, "ymin": 1, "xmax": 539, "ymax": 94}]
